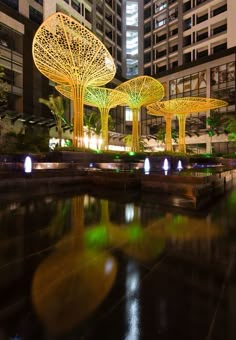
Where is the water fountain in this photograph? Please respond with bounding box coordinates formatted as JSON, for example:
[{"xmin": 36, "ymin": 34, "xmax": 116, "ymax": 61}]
[
  {"xmin": 144, "ymin": 157, "xmax": 150, "ymax": 174},
  {"xmin": 162, "ymin": 158, "xmax": 170, "ymax": 175},
  {"xmin": 177, "ymin": 160, "xmax": 183, "ymax": 171}
]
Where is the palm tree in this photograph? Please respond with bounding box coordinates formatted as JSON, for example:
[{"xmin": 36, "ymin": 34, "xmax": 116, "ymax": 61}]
[
  {"xmin": 84, "ymin": 111, "xmax": 101, "ymax": 149},
  {"xmin": 39, "ymin": 95, "xmax": 69, "ymax": 147},
  {"xmin": 207, "ymin": 110, "xmax": 232, "ymax": 153}
]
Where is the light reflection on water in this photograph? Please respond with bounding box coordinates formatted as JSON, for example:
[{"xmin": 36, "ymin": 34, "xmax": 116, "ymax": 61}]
[{"xmin": 0, "ymin": 188, "xmax": 236, "ymax": 339}]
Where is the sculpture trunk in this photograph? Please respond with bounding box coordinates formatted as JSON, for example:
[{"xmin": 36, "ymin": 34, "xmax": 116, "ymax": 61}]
[
  {"xmin": 165, "ymin": 115, "xmax": 173, "ymax": 152},
  {"xmin": 131, "ymin": 108, "xmax": 140, "ymax": 152},
  {"xmin": 177, "ymin": 114, "xmax": 186, "ymax": 153},
  {"xmin": 72, "ymin": 85, "xmax": 85, "ymax": 148},
  {"xmin": 100, "ymin": 108, "xmax": 109, "ymax": 151}
]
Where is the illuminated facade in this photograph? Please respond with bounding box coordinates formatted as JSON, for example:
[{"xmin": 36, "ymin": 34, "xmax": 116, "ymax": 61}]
[
  {"xmin": 142, "ymin": 0, "xmax": 236, "ymax": 153},
  {"xmin": 1, "ymin": 0, "xmax": 236, "ymax": 152}
]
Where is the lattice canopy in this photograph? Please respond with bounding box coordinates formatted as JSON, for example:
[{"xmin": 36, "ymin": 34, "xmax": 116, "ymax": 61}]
[
  {"xmin": 115, "ymin": 76, "xmax": 164, "ymax": 152},
  {"xmin": 32, "ymin": 12, "xmax": 116, "ymax": 148},
  {"xmin": 85, "ymin": 87, "xmax": 128, "ymax": 150},
  {"xmin": 147, "ymin": 97, "xmax": 227, "ymax": 115}
]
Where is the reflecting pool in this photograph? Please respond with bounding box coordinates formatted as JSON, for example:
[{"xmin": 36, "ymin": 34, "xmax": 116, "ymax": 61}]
[{"xmin": 0, "ymin": 187, "xmax": 236, "ymax": 340}]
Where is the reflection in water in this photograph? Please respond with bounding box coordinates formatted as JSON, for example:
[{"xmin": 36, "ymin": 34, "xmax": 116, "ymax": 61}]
[
  {"xmin": 147, "ymin": 212, "xmax": 223, "ymax": 242},
  {"xmin": 125, "ymin": 261, "xmax": 140, "ymax": 340},
  {"xmin": 31, "ymin": 196, "xmax": 117, "ymax": 336},
  {"xmin": 32, "ymin": 248, "xmax": 117, "ymax": 335},
  {"xmin": 125, "ymin": 203, "xmax": 135, "ymax": 222},
  {"xmin": 0, "ymin": 188, "xmax": 235, "ymax": 339}
]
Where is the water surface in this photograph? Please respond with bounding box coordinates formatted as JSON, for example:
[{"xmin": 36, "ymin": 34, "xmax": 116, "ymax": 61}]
[{"xmin": 0, "ymin": 188, "xmax": 236, "ymax": 340}]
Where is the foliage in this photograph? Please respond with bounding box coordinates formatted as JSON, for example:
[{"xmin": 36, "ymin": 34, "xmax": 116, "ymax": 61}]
[
  {"xmin": 154, "ymin": 127, "xmax": 178, "ymax": 144},
  {"xmin": 225, "ymin": 120, "xmax": 236, "ymax": 143},
  {"xmin": 207, "ymin": 110, "xmax": 231, "ymax": 137},
  {"xmin": 39, "ymin": 95, "xmax": 70, "ymax": 147},
  {"xmin": 84, "ymin": 111, "xmax": 101, "ymax": 136},
  {"xmin": 0, "ymin": 65, "xmax": 8, "ymax": 109},
  {"xmin": 0, "ymin": 128, "xmax": 49, "ymax": 154}
]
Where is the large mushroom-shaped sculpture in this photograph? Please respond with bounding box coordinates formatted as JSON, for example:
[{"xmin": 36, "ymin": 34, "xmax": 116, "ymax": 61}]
[
  {"xmin": 57, "ymin": 85, "xmax": 129, "ymax": 150},
  {"xmin": 115, "ymin": 76, "xmax": 164, "ymax": 152},
  {"xmin": 147, "ymin": 97, "xmax": 227, "ymax": 153},
  {"xmin": 32, "ymin": 12, "xmax": 116, "ymax": 148}
]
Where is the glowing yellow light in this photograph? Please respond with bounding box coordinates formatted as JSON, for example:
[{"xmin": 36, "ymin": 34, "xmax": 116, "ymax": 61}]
[
  {"xmin": 116, "ymin": 76, "xmax": 164, "ymax": 152},
  {"xmin": 147, "ymin": 97, "xmax": 227, "ymax": 153},
  {"xmin": 32, "ymin": 12, "xmax": 116, "ymax": 148}
]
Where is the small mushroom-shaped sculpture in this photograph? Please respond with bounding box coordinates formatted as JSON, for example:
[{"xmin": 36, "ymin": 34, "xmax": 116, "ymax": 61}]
[
  {"xmin": 147, "ymin": 97, "xmax": 227, "ymax": 152},
  {"xmin": 115, "ymin": 76, "xmax": 164, "ymax": 152}
]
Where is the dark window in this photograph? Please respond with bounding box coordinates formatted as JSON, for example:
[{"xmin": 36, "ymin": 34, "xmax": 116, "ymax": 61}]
[
  {"xmin": 96, "ymin": 4, "xmax": 103, "ymax": 15},
  {"xmin": 212, "ymin": 4, "xmax": 227, "ymax": 16},
  {"xmin": 34, "ymin": 0, "xmax": 43, "ymax": 5},
  {"xmin": 184, "ymin": 35, "xmax": 191, "ymax": 46},
  {"xmin": 213, "ymin": 24, "xmax": 227, "ymax": 35},
  {"xmin": 196, "ymin": 0, "xmax": 207, "ymax": 5},
  {"xmin": 144, "ymin": 22, "xmax": 151, "ymax": 34},
  {"xmin": 29, "ymin": 6, "xmax": 43, "ymax": 24},
  {"xmin": 144, "ymin": 7, "xmax": 151, "ymax": 20},
  {"xmin": 157, "ymin": 33, "xmax": 167, "ymax": 42},
  {"xmin": 197, "ymin": 13, "xmax": 208, "ymax": 24},
  {"xmin": 1, "ymin": 0, "xmax": 18, "ymax": 10},
  {"xmin": 117, "ymin": 49, "xmax": 122, "ymax": 62},
  {"xmin": 117, "ymin": 19, "xmax": 121, "ymax": 32},
  {"xmin": 144, "ymin": 52, "xmax": 151, "ymax": 63},
  {"xmin": 158, "ymin": 65, "xmax": 167, "ymax": 72},
  {"xmin": 144, "ymin": 36, "xmax": 151, "ymax": 49},
  {"xmin": 117, "ymin": 4, "xmax": 121, "ymax": 16},
  {"xmin": 169, "ymin": 44, "xmax": 178, "ymax": 52},
  {"xmin": 144, "ymin": 66, "xmax": 151, "ymax": 75},
  {"xmin": 213, "ymin": 42, "xmax": 227, "ymax": 53},
  {"xmin": 105, "ymin": 12, "xmax": 113, "ymax": 24},
  {"xmin": 170, "ymin": 27, "xmax": 178, "ymax": 36},
  {"xmin": 157, "ymin": 49, "xmax": 167, "ymax": 58},
  {"xmin": 183, "ymin": 1, "xmax": 191, "ymax": 12},
  {"xmin": 183, "ymin": 18, "xmax": 192, "ymax": 31},
  {"xmin": 197, "ymin": 31, "xmax": 208, "ymax": 42},
  {"xmin": 117, "ymin": 34, "xmax": 121, "ymax": 47},
  {"xmin": 184, "ymin": 52, "xmax": 191, "ymax": 63},
  {"xmin": 85, "ymin": 8, "xmax": 91, "ymax": 22},
  {"xmin": 171, "ymin": 60, "xmax": 178, "ymax": 68},
  {"xmin": 71, "ymin": 0, "xmax": 81, "ymax": 13},
  {"xmin": 197, "ymin": 49, "xmax": 208, "ymax": 59}
]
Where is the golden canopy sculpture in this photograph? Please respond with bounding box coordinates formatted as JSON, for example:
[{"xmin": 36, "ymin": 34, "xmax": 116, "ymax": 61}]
[
  {"xmin": 57, "ymin": 85, "xmax": 129, "ymax": 150},
  {"xmin": 116, "ymin": 76, "xmax": 164, "ymax": 152},
  {"xmin": 84, "ymin": 87, "xmax": 129, "ymax": 150},
  {"xmin": 147, "ymin": 97, "xmax": 227, "ymax": 153},
  {"xmin": 32, "ymin": 12, "xmax": 116, "ymax": 148}
]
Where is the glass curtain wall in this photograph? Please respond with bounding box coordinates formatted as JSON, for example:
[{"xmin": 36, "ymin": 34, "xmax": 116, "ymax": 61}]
[{"xmin": 125, "ymin": 1, "xmax": 139, "ymax": 78}]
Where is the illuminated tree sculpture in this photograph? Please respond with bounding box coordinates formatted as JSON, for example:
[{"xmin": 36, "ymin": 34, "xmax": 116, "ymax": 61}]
[
  {"xmin": 32, "ymin": 12, "xmax": 116, "ymax": 148},
  {"xmin": 116, "ymin": 76, "xmax": 164, "ymax": 152},
  {"xmin": 147, "ymin": 97, "xmax": 227, "ymax": 153},
  {"xmin": 84, "ymin": 87, "xmax": 128, "ymax": 150}
]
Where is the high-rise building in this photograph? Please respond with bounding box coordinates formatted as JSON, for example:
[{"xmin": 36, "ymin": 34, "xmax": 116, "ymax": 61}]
[
  {"xmin": 0, "ymin": 0, "xmax": 236, "ymax": 153},
  {"xmin": 142, "ymin": 0, "xmax": 236, "ymax": 153}
]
